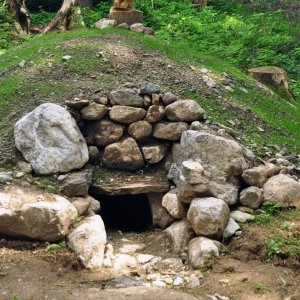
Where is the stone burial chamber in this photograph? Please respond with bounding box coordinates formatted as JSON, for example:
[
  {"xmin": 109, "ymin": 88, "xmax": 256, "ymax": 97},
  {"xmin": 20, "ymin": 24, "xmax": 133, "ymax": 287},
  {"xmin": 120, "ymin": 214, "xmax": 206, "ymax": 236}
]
[{"xmin": 8, "ymin": 81, "xmax": 300, "ymax": 272}]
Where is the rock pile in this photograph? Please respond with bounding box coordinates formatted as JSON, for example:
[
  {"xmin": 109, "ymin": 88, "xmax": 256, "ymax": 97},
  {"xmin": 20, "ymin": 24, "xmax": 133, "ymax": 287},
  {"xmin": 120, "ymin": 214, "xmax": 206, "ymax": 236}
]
[
  {"xmin": 4, "ymin": 81, "xmax": 300, "ymax": 275},
  {"xmin": 66, "ymin": 83, "xmax": 205, "ymax": 171}
]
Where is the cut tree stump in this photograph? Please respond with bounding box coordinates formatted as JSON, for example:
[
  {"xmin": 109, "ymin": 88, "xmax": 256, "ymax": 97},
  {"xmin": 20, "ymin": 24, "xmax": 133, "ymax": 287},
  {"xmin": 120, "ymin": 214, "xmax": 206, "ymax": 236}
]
[
  {"xmin": 248, "ymin": 66, "xmax": 295, "ymax": 101},
  {"xmin": 109, "ymin": 8, "xmax": 143, "ymax": 26}
]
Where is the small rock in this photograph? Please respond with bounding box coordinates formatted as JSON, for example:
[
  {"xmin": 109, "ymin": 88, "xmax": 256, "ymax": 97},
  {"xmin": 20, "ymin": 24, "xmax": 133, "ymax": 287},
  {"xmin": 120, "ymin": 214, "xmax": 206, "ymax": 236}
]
[
  {"xmin": 69, "ymin": 196, "xmax": 93, "ymax": 215},
  {"xmin": 88, "ymin": 146, "xmax": 99, "ymax": 164},
  {"xmin": 173, "ymin": 277, "xmax": 184, "ymax": 286},
  {"xmin": 130, "ymin": 23, "xmax": 145, "ymax": 33},
  {"xmin": 62, "ymin": 55, "xmax": 72, "ymax": 61},
  {"xmin": 152, "ymin": 280, "xmax": 166, "ymax": 288},
  {"xmin": 140, "ymin": 82, "xmax": 160, "ymax": 95},
  {"xmin": 145, "ymin": 105, "xmax": 165, "ymax": 123},
  {"xmin": 230, "ymin": 210, "xmax": 255, "ymax": 223},
  {"xmin": 141, "ymin": 144, "xmax": 168, "ymax": 164},
  {"xmin": 119, "ymin": 243, "xmax": 146, "ymax": 254},
  {"xmin": 80, "ymin": 103, "xmax": 108, "ymax": 121},
  {"xmin": 19, "ymin": 60, "xmax": 26, "ymax": 67},
  {"xmin": 109, "ymin": 88, "xmax": 144, "ymax": 107},
  {"xmin": 0, "ymin": 173, "xmax": 13, "ymax": 183},
  {"xmin": 60, "ymin": 170, "xmax": 92, "ymax": 197},
  {"xmin": 128, "ymin": 121, "xmax": 152, "ymax": 141},
  {"xmin": 95, "ymin": 18, "xmax": 116, "ymax": 29},
  {"xmin": 223, "ymin": 218, "xmax": 240, "ymax": 239},
  {"xmin": 188, "ymin": 237, "xmax": 223, "ymax": 269},
  {"xmin": 136, "ymin": 254, "xmax": 154, "ymax": 264},
  {"xmin": 109, "ymin": 106, "xmax": 146, "ymax": 124},
  {"xmin": 152, "ymin": 94, "xmax": 160, "ymax": 105},
  {"xmin": 153, "ymin": 122, "xmax": 188, "ymax": 141},
  {"xmin": 15, "ymin": 172, "xmax": 24, "ymax": 178},
  {"xmin": 16, "ymin": 161, "xmax": 32, "ymax": 174},
  {"xmin": 162, "ymin": 191, "xmax": 186, "ymax": 219},
  {"xmin": 165, "ymin": 100, "xmax": 205, "ymax": 122},
  {"xmin": 162, "ymin": 92, "xmax": 178, "ymax": 105},
  {"xmin": 186, "ymin": 275, "xmax": 200, "ymax": 289},
  {"xmin": 117, "ymin": 23, "xmax": 130, "ymax": 29}
]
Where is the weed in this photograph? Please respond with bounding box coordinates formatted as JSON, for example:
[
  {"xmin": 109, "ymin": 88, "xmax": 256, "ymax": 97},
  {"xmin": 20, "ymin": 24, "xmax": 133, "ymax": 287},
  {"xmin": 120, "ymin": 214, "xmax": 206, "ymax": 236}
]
[
  {"xmin": 46, "ymin": 241, "xmax": 66, "ymax": 253},
  {"xmin": 252, "ymin": 282, "xmax": 266, "ymax": 293}
]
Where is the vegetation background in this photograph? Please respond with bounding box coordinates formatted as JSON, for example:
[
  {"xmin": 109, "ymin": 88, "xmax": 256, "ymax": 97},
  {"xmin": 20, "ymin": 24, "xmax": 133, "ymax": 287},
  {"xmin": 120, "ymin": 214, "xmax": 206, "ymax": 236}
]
[{"xmin": 1, "ymin": 0, "xmax": 298, "ymax": 97}]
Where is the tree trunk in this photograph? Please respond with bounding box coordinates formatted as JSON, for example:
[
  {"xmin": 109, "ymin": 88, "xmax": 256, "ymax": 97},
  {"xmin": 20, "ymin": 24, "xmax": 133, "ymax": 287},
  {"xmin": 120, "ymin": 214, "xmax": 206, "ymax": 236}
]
[
  {"xmin": 5, "ymin": 0, "xmax": 31, "ymax": 34},
  {"xmin": 42, "ymin": 0, "xmax": 76, "ymax": 34}
]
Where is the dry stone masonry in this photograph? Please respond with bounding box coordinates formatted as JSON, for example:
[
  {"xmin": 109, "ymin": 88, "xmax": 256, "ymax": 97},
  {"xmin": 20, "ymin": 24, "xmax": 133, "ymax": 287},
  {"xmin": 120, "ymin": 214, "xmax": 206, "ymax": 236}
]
[{"xmin": 2, "ymin": 82, "xmax": 299, "ymax": 283}]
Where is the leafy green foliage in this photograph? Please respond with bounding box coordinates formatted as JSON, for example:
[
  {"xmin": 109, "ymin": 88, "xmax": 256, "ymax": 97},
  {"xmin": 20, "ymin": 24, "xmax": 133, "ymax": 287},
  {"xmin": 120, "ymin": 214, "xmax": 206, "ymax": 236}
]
[
  {"xmin": 0, "ymin": 0, "xmax": 15, "ymax": 50},
  {"xmin": 31, "ymin": 7, "xmax": 56, "ymax": 26},
  {"xmin": 252, "ymin": 282, "xmax": 266, "ymax": 293},
  {"xmin": 135, "ymin": 0, "xmax": 299, "ymax": 90},
  {"xmin": 46, "ymin": 241, "xmax": 66, "ymax": 253},
  {"xmin": 254, "ymin": 201, "xmax": 282, "ymax": 224}
]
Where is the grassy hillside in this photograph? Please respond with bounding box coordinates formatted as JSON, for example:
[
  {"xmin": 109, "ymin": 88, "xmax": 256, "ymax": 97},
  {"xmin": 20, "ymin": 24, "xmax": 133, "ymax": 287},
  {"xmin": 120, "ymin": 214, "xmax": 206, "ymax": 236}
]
[{"xmin": 0, "ymin": 28, "xmax": 299, "ymax": 166}]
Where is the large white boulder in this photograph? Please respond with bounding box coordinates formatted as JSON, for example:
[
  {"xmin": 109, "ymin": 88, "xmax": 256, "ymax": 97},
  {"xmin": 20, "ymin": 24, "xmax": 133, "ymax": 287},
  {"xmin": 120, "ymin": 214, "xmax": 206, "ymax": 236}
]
[
  {"xmin": 14, "ymin": 103, "xmax": 88, "ymax": 175},
  {"xmin": 187, "ymin": 197, "xmax": 230, "ymax": 238},
  {"xmin": 168, "ymin": 130, "xmax": 252, "ymax": 205},
  {"xmin": 0, "ymin": 186, "xmax": 77, "ymax": 241},
  {"xmin": 263, "ymin": 174, "xmax": 300, "ymax": 208},
  {"xmin": 67, "ymin": 215, "xmax": 107, "ymax": 270}
]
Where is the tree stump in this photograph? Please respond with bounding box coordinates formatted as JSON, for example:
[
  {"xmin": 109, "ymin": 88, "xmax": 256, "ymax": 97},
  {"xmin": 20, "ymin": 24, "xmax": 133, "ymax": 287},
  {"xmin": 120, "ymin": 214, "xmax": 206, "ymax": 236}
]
[
  {"xmin": 109, "ymin": 8, "xmax": 142, "ymax": 26},
  {"xmin": 248, "ymin": 67, "xmax": 295, "ymax": 101}
]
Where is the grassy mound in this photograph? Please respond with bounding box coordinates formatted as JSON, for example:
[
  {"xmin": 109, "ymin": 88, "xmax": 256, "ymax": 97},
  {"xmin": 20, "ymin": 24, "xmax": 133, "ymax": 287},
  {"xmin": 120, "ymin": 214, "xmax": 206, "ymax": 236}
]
[{"xmin": 0, "ymin": 28, "xmax": 299, "ymax": 166}]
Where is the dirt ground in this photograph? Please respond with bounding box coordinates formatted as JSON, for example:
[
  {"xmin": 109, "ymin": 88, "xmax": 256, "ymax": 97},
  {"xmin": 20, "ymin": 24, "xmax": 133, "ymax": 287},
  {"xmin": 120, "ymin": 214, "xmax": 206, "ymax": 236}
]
[{"xmin": 1, "ymin": 227, "xmax": 299, "ymax": 300}]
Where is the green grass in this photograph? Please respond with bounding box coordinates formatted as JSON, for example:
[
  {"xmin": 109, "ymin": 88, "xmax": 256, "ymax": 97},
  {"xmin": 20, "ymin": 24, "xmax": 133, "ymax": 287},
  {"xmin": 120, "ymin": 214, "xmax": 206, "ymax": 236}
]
[{"xmin": 0, "ymin": 28, "xmax": 300, "ymax": 156}]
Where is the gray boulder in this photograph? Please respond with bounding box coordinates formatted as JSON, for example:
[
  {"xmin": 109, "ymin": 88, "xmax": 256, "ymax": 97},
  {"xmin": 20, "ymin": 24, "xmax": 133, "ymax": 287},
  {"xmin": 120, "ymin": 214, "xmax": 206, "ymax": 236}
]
[
  {"xmin": 109, "ymin": 89, "xmax": 144, "ymax": 107},
  {"xmin": 165, "ymin": 100, "xmax": 205, "ymax": 122},
  {"xmin": 0, "ymin": 186, "xmax": 77, "ymax": 241},
  {"xmin": 109, "ymin": 106, "xmax": 146, "ymax": 124},
  {"xmin": 102, "ymin": 138, "xmax": 144, "ymax": 170},
  {"xmin": 187, "ymin": 197, "xmax": 230, "ymax": 238},
  {"xmin": 168, "ymin": 130, "xmax": 251, "ymax": 205},
  {"xmin": 14, "ymin": 103, "xmax": 88, "ymax": 175},
  {"xmin": 263, "ymin": 174, "xmax": 300, "ymax": 208},
  {"xmin": 67, "ymin": 215, "xmax": 107, "ymax": 270}
]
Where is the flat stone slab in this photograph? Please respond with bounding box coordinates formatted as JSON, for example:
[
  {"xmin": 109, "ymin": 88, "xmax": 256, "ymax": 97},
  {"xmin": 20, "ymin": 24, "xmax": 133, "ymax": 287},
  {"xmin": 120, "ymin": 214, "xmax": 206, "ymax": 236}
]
[{"xmin": 91, "ymin": 167, "xmax": 170, "ymax": 195}]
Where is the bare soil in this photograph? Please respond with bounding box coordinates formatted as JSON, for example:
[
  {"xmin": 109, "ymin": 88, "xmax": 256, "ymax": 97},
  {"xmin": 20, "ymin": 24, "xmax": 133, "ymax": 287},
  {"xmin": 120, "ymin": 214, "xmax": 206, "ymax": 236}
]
[{"xmin": 1, "ymin": 226, "xmax": 299, "ymax": 300}]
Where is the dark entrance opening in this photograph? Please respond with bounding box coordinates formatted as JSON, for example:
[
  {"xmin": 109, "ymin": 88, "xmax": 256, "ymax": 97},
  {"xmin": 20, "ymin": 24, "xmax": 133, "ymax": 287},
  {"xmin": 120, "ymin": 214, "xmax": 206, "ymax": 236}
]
[{"xmin": 94, "ymin": 194, "xmax": 153, "ymax": 232}]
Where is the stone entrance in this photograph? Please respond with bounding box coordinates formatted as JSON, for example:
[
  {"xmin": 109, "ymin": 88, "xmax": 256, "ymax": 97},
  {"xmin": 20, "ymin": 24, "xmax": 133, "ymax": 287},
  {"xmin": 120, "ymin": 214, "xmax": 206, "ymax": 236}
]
[{"xmin": 93, "ymin": 193, "xmax": 152, "ymax": 232}]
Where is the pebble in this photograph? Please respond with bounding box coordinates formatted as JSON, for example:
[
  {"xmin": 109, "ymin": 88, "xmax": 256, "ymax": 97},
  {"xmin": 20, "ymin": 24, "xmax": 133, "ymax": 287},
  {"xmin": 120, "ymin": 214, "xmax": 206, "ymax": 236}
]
[
  {"xmin": 186, "ymin": 275, "xmax": 200, "ymax": 289},
  {"xmin": 152, "ymin": 280, "xmax": 166, "ymax": 288},
  {"xmin": 62, "ymin": 55, "xmax": 72, "ymax": 61},
  {"xmin": 173, "ymin": 277, "xmax": 184, "ymax": 286},
  {"xmin": 0, "ymin": 172, "xmax": 13, "ymax": 183}
]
